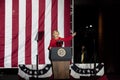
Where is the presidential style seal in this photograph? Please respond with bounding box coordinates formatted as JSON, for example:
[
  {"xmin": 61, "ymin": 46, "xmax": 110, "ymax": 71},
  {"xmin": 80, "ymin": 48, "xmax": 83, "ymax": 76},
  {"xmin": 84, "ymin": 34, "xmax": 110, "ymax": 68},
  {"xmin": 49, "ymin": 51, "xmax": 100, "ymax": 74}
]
[{"xmin": 57, "ymin": 48, "xmax": 66, "ymax": 57}]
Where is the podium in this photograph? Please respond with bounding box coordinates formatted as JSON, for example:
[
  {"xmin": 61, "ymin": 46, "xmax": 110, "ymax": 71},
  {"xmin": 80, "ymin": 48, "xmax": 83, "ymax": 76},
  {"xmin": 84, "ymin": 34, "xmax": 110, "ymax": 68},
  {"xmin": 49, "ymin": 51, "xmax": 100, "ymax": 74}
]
[{"xmin": 51, "ymin": 47, "xmax": 72, "ymax": 79}]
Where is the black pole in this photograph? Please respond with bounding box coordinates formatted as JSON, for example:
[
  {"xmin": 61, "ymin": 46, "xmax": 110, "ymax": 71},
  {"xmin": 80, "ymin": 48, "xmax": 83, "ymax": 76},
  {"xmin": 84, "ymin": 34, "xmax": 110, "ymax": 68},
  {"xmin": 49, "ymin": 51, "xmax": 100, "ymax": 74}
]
[
  {"xmin": 35, "ymin": 31, "xmax": 44, "ymax": 79},
  {"xmin": 93, "ymin": 39, "xmax": 96, "ymax": 76},
  {"xmin": 36, "ymin": 54, "xmax": 38, "ymax": 79}
]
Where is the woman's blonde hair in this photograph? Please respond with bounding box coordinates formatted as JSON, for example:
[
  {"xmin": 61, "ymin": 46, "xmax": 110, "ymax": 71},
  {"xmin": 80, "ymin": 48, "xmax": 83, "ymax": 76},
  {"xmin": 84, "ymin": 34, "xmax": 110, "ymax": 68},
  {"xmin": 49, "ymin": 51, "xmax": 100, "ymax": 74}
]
[{"xmin": 52, "ymin": 30, "xmax": 59, "ymax": 34}]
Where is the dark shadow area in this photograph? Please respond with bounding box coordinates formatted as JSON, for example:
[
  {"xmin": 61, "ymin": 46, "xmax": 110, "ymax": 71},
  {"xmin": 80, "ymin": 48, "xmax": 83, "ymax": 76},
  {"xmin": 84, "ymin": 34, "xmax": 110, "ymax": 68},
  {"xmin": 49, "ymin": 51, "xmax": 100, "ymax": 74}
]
[
  {"xmin": 102, "ymin": 5, "xmax": 120, "ymax": 74},
  {"xmin": 74, "ymin": 5, "xmax": 99, "ymax": 64},
  {"xmin": 74, "ymin": 0, "xmax": 120, "ymax": 76},
  {"xmin": 0, "ymin": 69, "xmax": 18, "ymax": 80}
]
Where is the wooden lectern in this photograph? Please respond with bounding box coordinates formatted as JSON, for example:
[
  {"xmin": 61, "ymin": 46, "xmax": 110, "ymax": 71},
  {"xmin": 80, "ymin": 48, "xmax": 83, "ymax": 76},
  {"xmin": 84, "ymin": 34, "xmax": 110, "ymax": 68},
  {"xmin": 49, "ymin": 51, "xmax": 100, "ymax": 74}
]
[{"xmin": 51, "ymin": 47, "xmax": 72, "ymax": 79}]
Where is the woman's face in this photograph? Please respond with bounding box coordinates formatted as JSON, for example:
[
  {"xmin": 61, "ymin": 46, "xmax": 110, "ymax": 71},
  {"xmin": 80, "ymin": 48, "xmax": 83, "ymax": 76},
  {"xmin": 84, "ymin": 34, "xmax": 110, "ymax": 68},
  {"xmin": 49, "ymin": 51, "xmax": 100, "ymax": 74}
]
[{"xmin": 53, "ymin": 31, "xmax": 59, "ymax": 39}]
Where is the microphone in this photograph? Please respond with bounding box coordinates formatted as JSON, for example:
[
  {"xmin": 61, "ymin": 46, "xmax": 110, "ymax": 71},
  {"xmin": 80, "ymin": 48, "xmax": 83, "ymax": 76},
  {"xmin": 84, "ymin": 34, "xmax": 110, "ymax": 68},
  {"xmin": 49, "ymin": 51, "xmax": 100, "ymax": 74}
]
[{"xmin": 56, "ymin": 40, "xmax": 63, "ymax": 47}]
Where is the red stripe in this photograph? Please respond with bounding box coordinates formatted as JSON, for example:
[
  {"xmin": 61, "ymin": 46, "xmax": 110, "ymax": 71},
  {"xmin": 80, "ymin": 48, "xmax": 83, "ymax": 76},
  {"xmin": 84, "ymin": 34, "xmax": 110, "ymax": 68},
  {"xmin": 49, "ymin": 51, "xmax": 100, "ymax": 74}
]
[
  {"xmin": 25, "ymin": 0, "xmax": 32, "ymax": 64},
  {"xmin": 64, "ymin": 0, "xmax": 71, "ymax": 47},
  {"xmin": 51, "ymin": 0, "xmax": 58, "ymax": 32},
  {"xmin": 12, "ymin": 0, "xmax": 19, "ymax": 67},
  {"xmin": 0, "ymin": 0, "xmax": 5, "ymax": 67},
  {"xmin": 38, "ymin": 0, "xmax": 45, "ymax": 64}
]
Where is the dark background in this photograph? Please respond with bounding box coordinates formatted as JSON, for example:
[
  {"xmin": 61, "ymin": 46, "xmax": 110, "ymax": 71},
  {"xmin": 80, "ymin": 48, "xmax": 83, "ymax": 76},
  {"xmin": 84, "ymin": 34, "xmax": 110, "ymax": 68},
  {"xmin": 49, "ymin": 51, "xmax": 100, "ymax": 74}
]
[{"xmin": 74, "ymin": 0, "xmax": 120, "ymax": 74}]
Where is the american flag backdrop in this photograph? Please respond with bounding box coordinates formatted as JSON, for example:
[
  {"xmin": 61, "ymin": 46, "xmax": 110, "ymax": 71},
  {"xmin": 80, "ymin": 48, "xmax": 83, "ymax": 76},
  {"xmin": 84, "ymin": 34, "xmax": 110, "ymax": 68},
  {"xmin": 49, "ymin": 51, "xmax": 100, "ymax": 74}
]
[{"xmin": 0, "ymin": 0, "xmax": 71, "ymax": 68}]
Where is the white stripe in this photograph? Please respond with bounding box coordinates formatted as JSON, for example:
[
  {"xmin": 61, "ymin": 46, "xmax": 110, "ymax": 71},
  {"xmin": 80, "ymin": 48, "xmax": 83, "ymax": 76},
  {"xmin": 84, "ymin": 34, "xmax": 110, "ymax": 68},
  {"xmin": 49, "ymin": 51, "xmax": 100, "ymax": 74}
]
[
  {"xmin": 44, "ymin": 0, "xmax": 51, "ymax": 64},
  {"xmin": 31, "ymin": 0, "xmax": 39, "ymax": 64},
  {"xmin": 58, "ymin": 0, "xmax": 64, "ymax": 46},
  {"xmin": 4, "ymin": 0, "xmax": 12, "ymax": 68},
  {"xmin": 18, "ymin": 0, "xmax": 26, "ymax": 64}
]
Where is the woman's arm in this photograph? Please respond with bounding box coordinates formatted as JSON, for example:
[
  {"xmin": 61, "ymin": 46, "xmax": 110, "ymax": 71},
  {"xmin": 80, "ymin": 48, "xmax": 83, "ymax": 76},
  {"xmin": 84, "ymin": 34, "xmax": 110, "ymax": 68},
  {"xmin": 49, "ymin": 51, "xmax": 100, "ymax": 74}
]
[{"xmin": 61, "ymin": 32, "xmax": 76, "ymax": 42}]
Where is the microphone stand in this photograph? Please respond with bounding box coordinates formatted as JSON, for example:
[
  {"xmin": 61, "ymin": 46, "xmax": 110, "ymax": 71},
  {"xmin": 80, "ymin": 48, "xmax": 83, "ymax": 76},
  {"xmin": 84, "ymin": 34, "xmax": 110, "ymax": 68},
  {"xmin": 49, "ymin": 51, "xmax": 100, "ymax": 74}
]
[
  {"xmin": 36, "ymin": 54, "xmax": 38, "ymax": 79},
  {"xmin": 35, "ymin": 31, "xmax": 44, "ymax": 79}
]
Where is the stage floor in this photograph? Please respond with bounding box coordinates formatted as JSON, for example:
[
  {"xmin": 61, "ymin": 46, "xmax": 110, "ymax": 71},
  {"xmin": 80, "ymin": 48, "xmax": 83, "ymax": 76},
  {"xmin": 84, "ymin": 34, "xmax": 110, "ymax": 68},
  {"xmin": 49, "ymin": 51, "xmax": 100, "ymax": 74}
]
[{"xmin": 0, "ymin": 74, "xmax": 120, "ymax": 80}]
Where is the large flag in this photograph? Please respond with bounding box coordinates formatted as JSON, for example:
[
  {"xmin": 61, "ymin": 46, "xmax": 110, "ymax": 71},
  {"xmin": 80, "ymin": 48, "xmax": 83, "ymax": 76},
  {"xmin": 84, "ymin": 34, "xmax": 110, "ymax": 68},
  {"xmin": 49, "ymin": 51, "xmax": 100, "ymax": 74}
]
[{"xmin": 0, "ymin": 0, "xmax": 71, "ymax": 68}]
